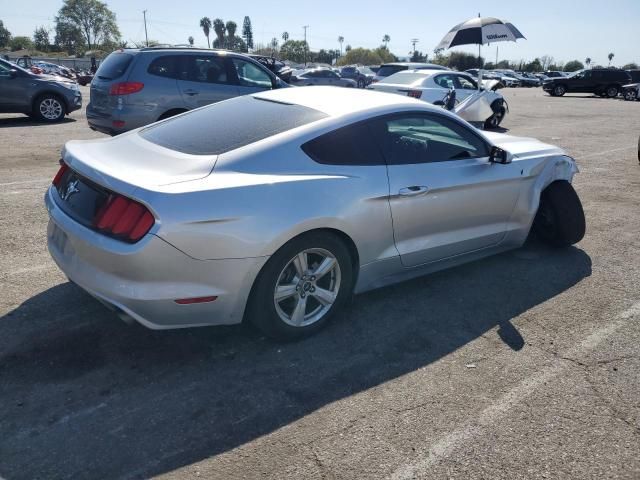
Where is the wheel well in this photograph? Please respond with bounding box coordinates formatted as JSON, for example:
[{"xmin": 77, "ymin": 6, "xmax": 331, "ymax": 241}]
[
  {"xmin": 157, "ymin": 108, "xmax": 188, "ymax": 121},
  {"xmin": 32, "ymin": 91, "xmax": 68, "ymax": 114}
]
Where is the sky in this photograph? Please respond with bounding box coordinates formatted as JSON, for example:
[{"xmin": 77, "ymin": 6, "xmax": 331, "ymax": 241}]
[{"xmin": 2, "ymin": 0, "xmax": 639, "ymax": 66}]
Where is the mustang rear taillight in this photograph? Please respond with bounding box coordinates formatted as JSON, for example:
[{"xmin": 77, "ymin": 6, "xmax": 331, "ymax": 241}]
[
  {"xmin": 52, "ymin": 163, "xmax": 69, "ymax": 186},
  {"xmin": 94, "ymin": 194, "xmax": 155, "ymax": 242},
  {"xmin": 109, "ymin": 81, "xmax": 144, "ymax": 95},
  {"xmin": 406, "ymin": 90, "xmax": 422, "ymax": 99}
]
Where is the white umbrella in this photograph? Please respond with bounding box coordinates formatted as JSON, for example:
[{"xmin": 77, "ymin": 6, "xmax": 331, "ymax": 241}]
[{"xmin": 436, "ymin": 16, "xmax": 526, "ymax": 89}]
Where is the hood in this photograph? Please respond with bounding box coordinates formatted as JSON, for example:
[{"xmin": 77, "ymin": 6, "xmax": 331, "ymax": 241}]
[
  {"xmin": 62, "ymin": 131, "xmax": 217, "ymax": 195},
  {"xmin": 483, "ymin": 132, "xmax": 566, "ymax": 158},
  {"xmin": 38, "ymin": 73, "xmax": 76, "ymax": 86}
]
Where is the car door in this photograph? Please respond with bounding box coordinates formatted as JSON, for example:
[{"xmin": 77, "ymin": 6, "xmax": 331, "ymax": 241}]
[
  {"xmin": 454, "ymin": 74, "xmax": 478, "ymax": 101},
  {"xmin": 374, "ymin": 112, "xmax": 522, "ymax": 267},
  {"xmin": 230, "ymin": 57, "xmax": 275, "ymax": 95},
  {"xmin": 568, "ymin": 70, "xmax": 590, "ymax": 92},
  {"xmin": 176, "ymin": 54, "xmax": 239, "ymax": 108},
  {"xmin": 0, "ymin": 63, "xmax": 30, "ymax": 111}
]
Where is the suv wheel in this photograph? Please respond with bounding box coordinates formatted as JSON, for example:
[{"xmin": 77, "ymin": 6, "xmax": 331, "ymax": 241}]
[
  {"xmin": 34, "ymin": 94, "xmax": 65, "ymax": 122},
  {"xmin": 553, "ymin": 85, "xmax": 566, "ymax": 96},
  {"xmin": 605, "ymin": 85, "xmax": 619, "ymax": 98}
]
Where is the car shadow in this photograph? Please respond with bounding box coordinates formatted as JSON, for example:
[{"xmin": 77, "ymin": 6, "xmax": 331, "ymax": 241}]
[
  {"xmin": 0, "ymin": 242, "xmax": 591, "ymax": 479},
  {"xmin": 0, "ymin": 116, "xmax": 77, "ymax": 128}
]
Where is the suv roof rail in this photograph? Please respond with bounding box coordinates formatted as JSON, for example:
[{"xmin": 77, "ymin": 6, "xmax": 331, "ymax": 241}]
[{"xmin": 138, "ymin": 44, "xmax": 225, "ymax": 51}]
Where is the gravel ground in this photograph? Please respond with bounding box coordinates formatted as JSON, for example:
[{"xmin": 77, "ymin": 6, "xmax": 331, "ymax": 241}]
[{"xmin": 0, "ymin": 87, "xmax": 639, "ymax": 480}]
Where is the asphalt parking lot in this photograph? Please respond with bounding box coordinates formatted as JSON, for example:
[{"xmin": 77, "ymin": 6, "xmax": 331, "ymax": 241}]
[{"xmin": 1, "ymin": 86, "xmax": 639, "ymax": 480}]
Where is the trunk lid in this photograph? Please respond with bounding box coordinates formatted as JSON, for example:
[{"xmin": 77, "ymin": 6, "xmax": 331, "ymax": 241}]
[{"xmin": 62, "ymin": 133, "xmax": 218, "ymax": 195}]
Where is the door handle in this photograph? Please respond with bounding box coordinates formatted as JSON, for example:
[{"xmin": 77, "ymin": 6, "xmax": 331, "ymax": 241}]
[
  {"xmin": 399, "ymin": 186, "xmax": 429, "ymax": 196},
  {"xmin": 183, "ymin": 89, "xmax": 199, "ymax": 96}
]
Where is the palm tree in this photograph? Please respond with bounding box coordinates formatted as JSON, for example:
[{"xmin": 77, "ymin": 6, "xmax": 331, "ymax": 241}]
[
  {"xmin": 382, "ymin": 34, "xmax": 390, "ymax": 48},
  {"xmin": 282, "ymin": 31, "xmax": 289, "ymax": 43},
  {"xmin": 608, "ymin": 52, "xmax": 614, "ymax": 67},
  {"xmin": 199, "ymin": 17, "xmax": 212, "ymax": 48},
  {"xmin": 338, "ymin": 35, "xmax": 344, "ymax": 56},
  {"xmin": 188, "ymin": 36, "xmax": 194, "ymax": 46},
  {"xmin": 226, "ymin": 21, "xmax": 237, "ymax": 49},
  {"xmin": 585, "ymin": 57, "xmax": 591, "ymax": 69},
  {"xmin": 213, "ymin": 18, "xmax": 226, "ymax": 48}
]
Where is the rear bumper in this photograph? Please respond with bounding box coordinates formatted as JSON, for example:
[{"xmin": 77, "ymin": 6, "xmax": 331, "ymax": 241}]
[
  {"xmin": 86, "ymin": 103, "xmax": 155, "ymax": 135},
  {"xmin": 45, "ymin": 186, "xmax": 267, "ymax": 329}
]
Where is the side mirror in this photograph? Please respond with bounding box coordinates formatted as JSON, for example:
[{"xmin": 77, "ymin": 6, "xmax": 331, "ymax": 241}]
[
  {"xmin": 489, "ymin": 146, "xmax": 511, "ymax": 164},
  {"xmin": 9, "ymin": 69, "xmax": 18, "ymax": 79}
]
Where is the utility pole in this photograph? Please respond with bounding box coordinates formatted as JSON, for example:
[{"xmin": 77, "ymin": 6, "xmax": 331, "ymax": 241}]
[
  {"xmin": 143, "ymin": 10, "xmax": 149, "ymax": 47},
  {"xmin": 303, "ymin": 25, "xmax": 309, "ymax": 66},
  {"xmin": 410, "ymin": 38, "xmax": 419, "ymax": 56}
]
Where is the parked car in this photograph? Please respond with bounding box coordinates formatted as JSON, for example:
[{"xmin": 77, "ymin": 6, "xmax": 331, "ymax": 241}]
[
  {"xmin": 542, "ymin": 71, "xmax": 567, "ymax": 78},
  {"xmin": 368, "ymin": 69, "xmax": 507, "ymax": 129},
  {"xmin": 45, "ymin": 87, "xmax": 585, "ymax": 339},
  {"xmin": 371, "ymin": 62, "xmax": 449, "ymax": 83},
  {"xmin": 487, "ymin": 70, "xmax": 520, "ymax": 87},
  {"xmin": 543, "ymin": 68, "xmax": 632, "ymax": 97},
  {"xmin": 517, "ymin": 72, "xmax": 542, "ymax": 87},
  {"xmin": 289, "ymin": 68, "xmax": 357, "ymax": 87},
  {"xmin": 87, "ymin": 47, "xmax": 287, "ymax": 135},
  {"xmin": 339, "ymin": 65, "xmax": 376, "ymax": 88},
  {"xmin": 0, "ymin": 58, "xmax": 82, "ymax": 122}
]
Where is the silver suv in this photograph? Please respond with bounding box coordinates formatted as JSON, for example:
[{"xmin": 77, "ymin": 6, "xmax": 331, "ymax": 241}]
[{"xmin": 87, "ymin": 47, "xmax": 288, "ymax": 135}]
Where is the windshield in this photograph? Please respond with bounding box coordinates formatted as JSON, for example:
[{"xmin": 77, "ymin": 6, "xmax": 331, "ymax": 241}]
[
  {"xmin": 359, "ymin": 66, "xmax": 374, "ymax": 75},
  {"xmin": 0, "ymin": 59, "xmax": 32, "ymax": 76},
  {"xmin": 566, "ymin": 70, "xmax": 583, "ymax": 78},
  {"xmin": 341, "ymin": 67, "xmax": 356, "ymax": 74},
  {"xmin": 378, "ymin": 71, "xmax": 428, "ymax": 86},
  {"xmin": 140, "ymin": 95, "xmax": 328, "ymax": 155}
]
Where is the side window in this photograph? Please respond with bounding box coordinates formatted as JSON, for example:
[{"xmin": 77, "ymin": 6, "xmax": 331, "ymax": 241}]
[
  {"xmin": 0, "ymin": 62, "xmax": 12, "ymax": 75},
  {"xmin": 232, "ymin": 58, "xmax": 273, "ymax": 88},
  {"xmin": 182, "ymin": 55, "xmax": 230, "ymax": 84},
  {"xmin": 374, "ymin": 114, "xmax": 490, "ymax": 165},
  {"xmin": 301, "ymin": 122, "xmax": 385, "ymax": 166},
  {"xmin": 147, "ymin": 55, "xmax": 180, "ymax": 79},
  {"xmin": 457, "ymin": 75, "xmax": 477, "ymax": 90},
  {"xmin": 434, "ymin": 74, "xmax": 456, "ymax": 89}
]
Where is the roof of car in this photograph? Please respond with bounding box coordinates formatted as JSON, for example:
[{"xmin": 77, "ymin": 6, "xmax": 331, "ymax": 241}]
[{"xmin": 252, "ymin": 85, "xmax": 430, "ymax": 117}]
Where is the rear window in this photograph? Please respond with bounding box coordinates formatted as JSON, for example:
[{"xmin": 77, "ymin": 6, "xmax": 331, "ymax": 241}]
[
  {"xmin": 382, "ymin": 72, "xmax": 428, "ymax": 85},
  {"xmin": 96, "ymin": 52, "xmax": 134, "ymax": 80},
  {"xmin": 140, "ymin": 95, "xmax": 328, "ymax": 155},
  {"xmin": 377, "ymin": 65, "xmax": 406, "ymax": 77}
]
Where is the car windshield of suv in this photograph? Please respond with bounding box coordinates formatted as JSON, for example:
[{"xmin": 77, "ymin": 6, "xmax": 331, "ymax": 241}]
[
  {"xmin": 341, "ymin": 67, "xmax": 356, "ymax": 75},
  {"xmin": 566, "ymin": 70, "xmax": 583, "ymax": 78},
  {"xmin": 139, "ymin": 95, "xmax": 328, "ymax": 155},
  {"xmin": 95, "ymin": 52, "xmax": 134, "ymax": 80},
  {"xmin": 360, "ymin": 66, "xmax": 374, "ymax": 75}
]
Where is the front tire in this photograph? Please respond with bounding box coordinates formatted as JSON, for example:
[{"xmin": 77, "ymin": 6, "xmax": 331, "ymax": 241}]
[
  {"xmin": 248, "ymin": 232, "xmax": 354, "ymax": 340},
  {"xmin": 533, "ymin": 181, "xmax": 585, "ymax": 247},
  {"xmin": 484, "ymin": 106, "xmax": 506, "ymax": 130},
  {"xmin": 624, "ymin": 89, "xmax": 637, "ymax": 101},
  {"xmin": 605, "ymin": 85, "xmax": 619, "ymax": 98},
  {"xmin": 34, "ymin": 94, "xmax": 65, "ymax": 122}
]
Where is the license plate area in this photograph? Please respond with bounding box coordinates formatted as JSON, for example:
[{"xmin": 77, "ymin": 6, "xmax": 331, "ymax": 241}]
[{"xmin": 55, "ymin": 169, "xmax": 111, "ymax": 230}]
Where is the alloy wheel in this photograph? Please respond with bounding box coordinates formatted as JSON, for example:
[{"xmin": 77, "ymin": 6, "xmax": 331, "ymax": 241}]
[
  {"xmin": 273, "ymin": 248, "xmax": 341, "ymax": 327},
  {"xmin": 39, "ymin": 98, "xmax": 63, "ymax": 120}
]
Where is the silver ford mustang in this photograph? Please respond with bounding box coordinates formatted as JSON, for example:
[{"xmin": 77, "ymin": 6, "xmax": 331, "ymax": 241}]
[{"xmin": 46, "ymin": 86, "xmax": 585, "ymax": 338}]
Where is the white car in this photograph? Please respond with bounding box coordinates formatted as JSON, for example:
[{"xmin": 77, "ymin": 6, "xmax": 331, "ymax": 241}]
[{"xmin": 368, "ymin": 69, "xmax": 507, "ymax": 129}]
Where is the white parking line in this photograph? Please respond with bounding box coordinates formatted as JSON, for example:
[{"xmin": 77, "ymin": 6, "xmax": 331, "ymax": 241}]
[
  {"xmin": 578, "ymin": 145, "xmax": 636, "ymax": 159},
  {"xmin": 0, "ymin": 178, "xmax": 52, "ymax": 187},
  {"xmin": 3, "ymin": 264, "xmax": 54, "ymax": 276},
  {"xmin": 389, "ymin": 301, "xmax": 640, "ymax": 480}
]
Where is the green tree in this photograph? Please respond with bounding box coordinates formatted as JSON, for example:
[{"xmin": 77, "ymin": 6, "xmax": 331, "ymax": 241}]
[
  {"xmin": 54, "ymin": 19, "xmax": 85, "ymax": 55},
  {"xmin": 242, "ymin": 16, "xmax": 253, "ymax": 50},
  {"xmin": 0, "ymin": 20, "xmax": 11, "ymax": 48},
  {"xmin": 564, "ymin": 60, "xmax": 584, "ymax": 72},
  {"xmin": 447, "ymin": 51, "xmax": 483, "ymax": 70},
  {"xmin": 188, "ymin": 35, "xmax": 194, "ymax": 46},
  {"xmin": 280, "ymin": 40, "xmax": 309, "ymax": 63},
  {"xmin": 410, "ymin": 50, "xmax": 425, "ymax": 62},
  {"xmin": 607, "ymin": 52, "xmax": 614, "ymax": 66},
  {"xmin": 337, "ymin": 47, "xmax": 389, "ymax": 66},
  {"xmin": 622, "ymin": 62, "xmax": 638, "ymax": 70},
  {"xmin": 225, "ymin": 21, "xmax": 237, "ymax": 49},
  {"xmin": 212, "ymin": 18, "xmax": 225, "ymax": 48},
  {"xmin": 523, "ymin": 58, "xmax": 542, "ymax": 72},
  {"xmin": 9, "ymin": 36, "xmax": 34, "ymax": 51},
  {"xmin": 282, "ymin": 31, "xmax": 289, "ymax": 43},
  {"xmin": 55, "ymin": 0, "xmax": 120, "ymax": 50},
  {"xmin": 33, "ymin": 26, "xmax": 50, "ymax": 52},
  {"xmin": 382, "ymin": 34, "xmax": 390, "ymax": 48},
  {"xmin": 199, "ymin": 17, "xmax": 211, "ymax": 48},
  {"xmin": 337, "ymin": 35, "xmax": 344, "ymax": 56}
]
